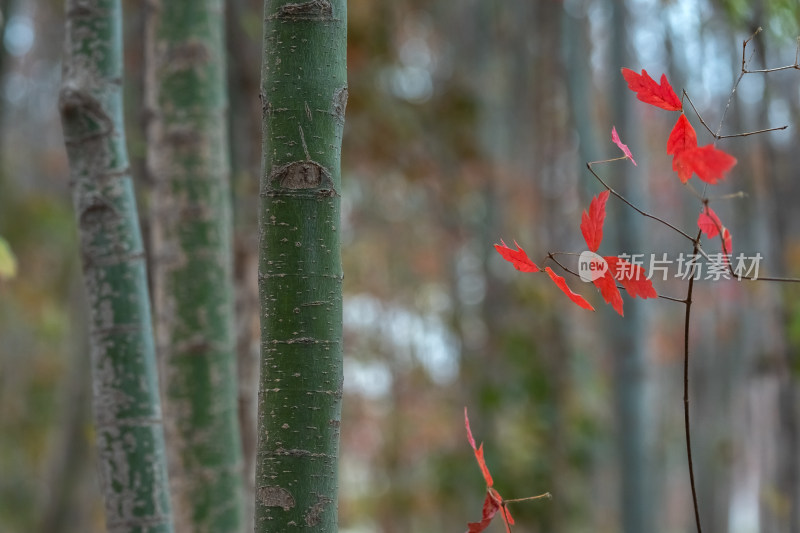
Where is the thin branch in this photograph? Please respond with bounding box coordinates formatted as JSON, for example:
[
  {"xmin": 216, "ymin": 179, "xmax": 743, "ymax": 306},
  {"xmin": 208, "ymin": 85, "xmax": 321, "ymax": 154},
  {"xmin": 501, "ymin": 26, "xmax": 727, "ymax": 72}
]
[
  {"xmin": 545, "ymin": 253, "xmax": 685, "ymax": 304},
  {"xmin": 684, "ymin": 231, "xmax": 702, "ymax": 533},
  {"xmin": 586, "ymin": 162, "xmax": 696, "ymax": 242},
  {"xmin": 683, "ymin": 90, "xmax": 788, "ymax": 140},
  {"xmin": 504, "ymin": 493, "xmax": 552, "ymax": 503},
  {"xmin": 741, "ymin": 27, "xmax": 800, "ymax": 74},
  {"xmin": 742, "ymin": 27, "xmax": 762, "ymax": 72},
  {"xmin": 699, "ymin": 202, "xmax": 800, "ymax": 283},
  {"xmin": 706, "ymin": 191, "xmax": 747, "ymax": 201}
]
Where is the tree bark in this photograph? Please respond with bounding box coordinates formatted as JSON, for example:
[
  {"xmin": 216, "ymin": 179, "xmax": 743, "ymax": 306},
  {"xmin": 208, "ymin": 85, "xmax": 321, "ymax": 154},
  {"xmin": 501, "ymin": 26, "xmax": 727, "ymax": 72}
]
[
  {"xmin": 144, "ymin": 1, "xmax": 245, "ymax": 531},
  {"xmin": 255, "ymin": 1, "xmax": 347, "ymax": 531},
  {"xmin": 59, "ymin": 1, "xmax": 173, "ymax": 531}
]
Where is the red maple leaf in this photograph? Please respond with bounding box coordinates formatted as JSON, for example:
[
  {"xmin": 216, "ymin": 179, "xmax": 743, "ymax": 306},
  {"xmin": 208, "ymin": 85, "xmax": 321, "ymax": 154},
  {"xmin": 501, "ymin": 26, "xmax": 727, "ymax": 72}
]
[
  {"xmin": 580, "ymin": 191, "xmax": 610, "ymax": 253},
  {"xmin": 494, "ymin": 239, "xmax": 539, "ymax": 272},
  {"xmin": 545, "ymin": 267, "xmax": 595, "ymax": 311},
  {"xmin": 465, "ymin": 408, "xmax": 494, "ymax": 488},
  {"xmin": 612, "ymin": 126, "xmax": 637, "ymax": 166},
  {"xmin": 592, "ymin": 269, "xmax": 624, "ymax": 316},
  {"xmin": 621, "ymin": 68, "xmax": 682, "ymax": 111},
  {"xmin": 667, "ymin": 114, "xmax": 698, "ymax": 159},
  {"xmin": 466, "ymin": 492, "xmax": 501, "ymax": 533},
  {"xmin": 605, "ymin": 256, "xmax": 657, "ymax": 299},
  {"xmin": 722, "ymin": 227, "xmax": 733, "ymax": 255},
  {"xmin": 464, "ymin": 408, "xmax": 514, "ymax": 533},
  {"xmin": 673, "ymin": 145, "xmax": 737, "ymax": 184},
  {"xmin": 697, "ymin": 206, "xmax": 723, "ymax": 239}
]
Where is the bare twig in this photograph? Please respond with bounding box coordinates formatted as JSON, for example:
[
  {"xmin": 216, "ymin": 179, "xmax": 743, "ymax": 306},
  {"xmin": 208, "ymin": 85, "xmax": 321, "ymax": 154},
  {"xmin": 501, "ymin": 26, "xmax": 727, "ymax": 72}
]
[
  {"xmin": 586, "ymin": 162, "xmax": 696, "ymax": 242},
  {"xmin": 741, "ymin": 27, "xmax": 800, "ymax": 74},
  {"xmin": 683, "ymin": 90, "xmax": 788, "ymax": 140},
  {"xmin": 504, "ymin": 493, "xmax": 552, "ymax": 503}
]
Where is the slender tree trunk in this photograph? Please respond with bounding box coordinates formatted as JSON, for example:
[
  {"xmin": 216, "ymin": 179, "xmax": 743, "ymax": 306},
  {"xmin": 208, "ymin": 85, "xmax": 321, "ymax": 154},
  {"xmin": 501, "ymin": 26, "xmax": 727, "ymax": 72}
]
[
  {"xmin": 255, "ymin": 1, "xmax": 347, "ymax": 531},
  {"xmin": 59, "ymin": 1, "xmax": 173, "ymax": 531},
  {"xmin": 225, "ymin": 0, "xmax": 264, "ymax": 527},
  {"xmin": 144, "ymin": 1, "xmax": 245, "ymax": 531}
]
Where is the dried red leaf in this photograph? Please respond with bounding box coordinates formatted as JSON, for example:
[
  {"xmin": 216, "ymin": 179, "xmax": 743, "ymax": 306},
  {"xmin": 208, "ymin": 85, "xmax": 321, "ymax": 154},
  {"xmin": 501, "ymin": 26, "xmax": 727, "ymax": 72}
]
[
  {"xmin": 545, "ymin": 267, "xmax": 595, "ymax": 311},
  {"xmin": 605, "ymin": 256, "xmax": 657, "ymax": 299},
  {"xmin": 580, "ymin": 191, "xmax": 610, "ymax": 253},
  {"xmin": 465, "ymin": 407, "xmax": 494, "ymax": 488},
  {"xmin": 667, "ymin": 114, "xmax": 697, "ymax": 159},
  {"xmin": 466, "ymin": 493, "xmax": 501, "ymax": 533},
  {"xmin": 621, "ymin": 68, "xmax": 682, "ymax": 111},
  {"xmin": 673, "ymin": 145, "xmax": 737, "ymax": 184},
  {"xmin": 592, "ymin": 269, "xmax": 624, "ymax": 316},
  {"xmin": 494, "ymin": 239, "xmax": 539, "ymax": 272},
  {"xmin": 697, "ymin": 206, "xmax": 723, "ymax": 239},
  {"xmin": 612, "ymin": 126, "xmax": 637, "ymax": 166}
]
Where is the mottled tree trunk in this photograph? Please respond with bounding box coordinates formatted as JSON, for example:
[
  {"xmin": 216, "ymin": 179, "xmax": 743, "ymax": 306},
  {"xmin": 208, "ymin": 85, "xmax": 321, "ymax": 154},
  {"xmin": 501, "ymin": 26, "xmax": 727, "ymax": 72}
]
[
  {"xmin": 255, "ymin": 1, "xmax": 347, "ymax": 531},
  {"xmin": 59, "ymin": 1, "xmax": 173, "ymax": 531},
  {"xmin": 144, "ymin": 1, "xmax": 245, "ymax": 531}
]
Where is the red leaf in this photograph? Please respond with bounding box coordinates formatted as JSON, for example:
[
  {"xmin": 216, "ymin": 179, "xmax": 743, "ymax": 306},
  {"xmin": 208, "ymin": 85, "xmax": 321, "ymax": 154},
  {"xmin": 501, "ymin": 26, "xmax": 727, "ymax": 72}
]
[
  {"xmin": 722, "ymin": 227, "xmax": 732, "ymax": 254},
  {"xmin": 580, "ymin": 191, "xmax": 610, "ymax": 253},
  {"xmin": 621, "ymin": 68, "xmax": 682, "ymax": 111},
  {"xmin": 673, "ymin": 145, "xmax": 737, "ymax": 184},
  {"xmin": 466, "ymin": 493, "xmax": 501, "ymax": 533},
  {"xmin": 545, "ymin": 267, "xmax": 595, "ymax": 311},
  {"xmin": 605, "ymin": 256, "xmax": 657, "ymax": 299},
  {"xmin": 494, "ymin": 239, "xmax": 539, "ymax": 272},
  {"xmin": 697, "ymin": 206, "xmax": 723, "ymax": 239},
  {"xmin": 465, "ymin": 407, "xmax": 493, "ymax": 488},
  {"xmin": 592, "ymin": 269, "xmax": 624, "ymax": 316},
  {"xmin": 667, "ymin": 114, "xmax": 697, "ymax": 159},
  {"xmin": 612, "ymin": 126, "xmax": 637, "ymax": 166}
]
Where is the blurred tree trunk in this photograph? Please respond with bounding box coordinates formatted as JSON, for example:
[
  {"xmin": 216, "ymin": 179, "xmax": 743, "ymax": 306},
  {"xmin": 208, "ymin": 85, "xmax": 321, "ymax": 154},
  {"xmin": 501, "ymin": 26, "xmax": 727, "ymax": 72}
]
[
  {"xmin": 37, "ymin": 278, "xmax": 94, "ymax": 533},
  {"xmin": 225, "ymin": 1, "xmax": 263, "ymax": 528},
  {"xmin": 59, "ymin": 1, "xmax": 173, "ymax": 531},
  {"xmin": 607, "ymin": 1, "xmax": 653, "ymax": 532},
  {"xmin": 255, "ymin": 1, "xmax": 347, "ymax": 531},
  {"xmin": 747, "ymin": 23, "xmax": 799, "ymax": 533},
  {"xmin": 144, "ymin": 1, "xmax": 245, "ymax": 531}
]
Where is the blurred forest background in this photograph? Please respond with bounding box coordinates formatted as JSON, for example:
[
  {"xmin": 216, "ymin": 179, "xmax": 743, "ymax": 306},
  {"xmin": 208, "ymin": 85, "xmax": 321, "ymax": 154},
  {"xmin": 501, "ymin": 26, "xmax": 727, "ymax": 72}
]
[{"xmin": 2, "ymin": 0, "xmax": 800, "ymax": 532}]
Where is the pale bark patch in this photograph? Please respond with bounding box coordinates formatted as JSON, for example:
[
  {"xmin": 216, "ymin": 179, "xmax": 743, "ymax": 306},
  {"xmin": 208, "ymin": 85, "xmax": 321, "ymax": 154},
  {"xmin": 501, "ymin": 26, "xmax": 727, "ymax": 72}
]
[
  {"xmin": 271, "ymin": 0, "xmax": 333, "ymax": 20},
  {"xmin": 257, "ymin": 486, "xmax": 295, "ymax": 511},
  {"xmin": 305, "ymin": 495, "xmax": 332, "ymax": 526},
  {"xmin": 270, "ymin": 161, "xmax": 331, "ymax": 189},
  {"xmin": 332, "ymin": 86, "xmax": 348, "ymax": 123}
]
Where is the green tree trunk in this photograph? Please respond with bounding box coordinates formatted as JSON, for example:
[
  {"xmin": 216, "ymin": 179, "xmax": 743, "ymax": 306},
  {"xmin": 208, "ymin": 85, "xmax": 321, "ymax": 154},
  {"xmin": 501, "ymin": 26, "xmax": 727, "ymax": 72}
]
[
  {"xmin": 59, "ymin": 1, "xmax": 174, "ymax": 531},
  {"xmin": 255, "ymin": 1, "xmax": 347, "ymax": 531},
  {"xmin": 144, "ymin": 1, "xmax": 245, "ymax": 531}
]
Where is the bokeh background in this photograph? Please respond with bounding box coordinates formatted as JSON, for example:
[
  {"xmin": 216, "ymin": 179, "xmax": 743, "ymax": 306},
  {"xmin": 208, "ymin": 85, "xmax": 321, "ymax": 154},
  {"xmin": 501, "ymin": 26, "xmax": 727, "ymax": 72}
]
[{"xmin": 2, "ymin": 0, "xmax": 800, "ymax": 532}]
